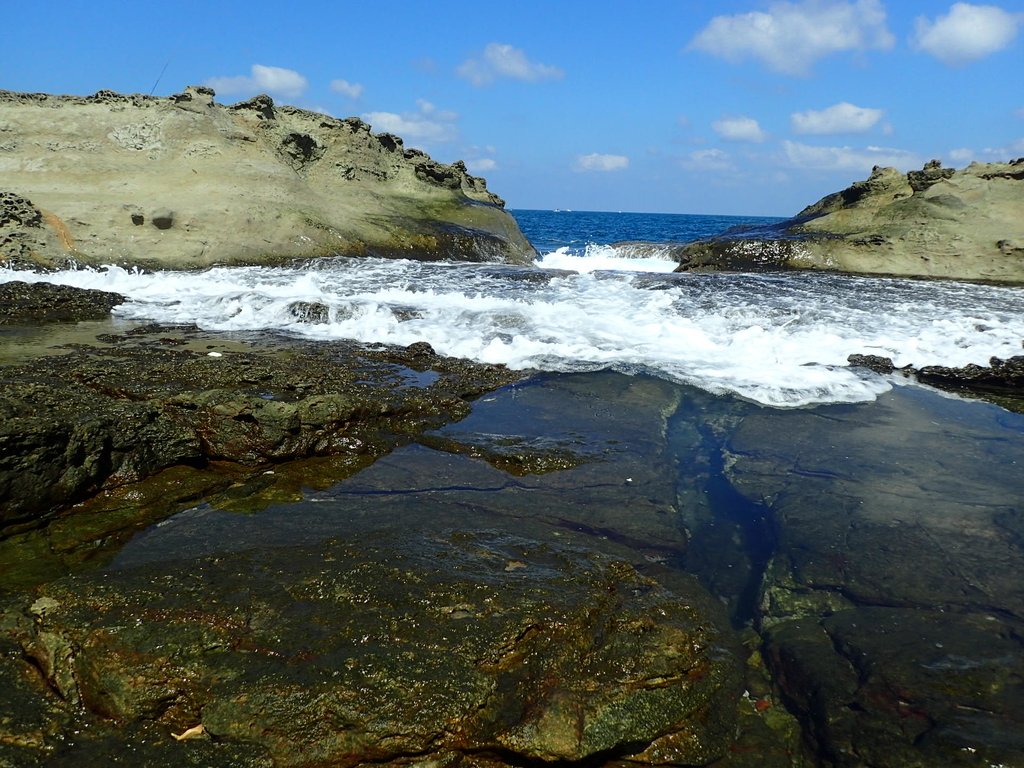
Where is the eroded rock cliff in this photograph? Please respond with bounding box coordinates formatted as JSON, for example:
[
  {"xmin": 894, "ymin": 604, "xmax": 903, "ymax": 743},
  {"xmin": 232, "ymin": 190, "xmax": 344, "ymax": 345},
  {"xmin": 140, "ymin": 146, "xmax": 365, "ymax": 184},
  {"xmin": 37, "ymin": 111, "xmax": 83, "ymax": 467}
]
[
  {"xmin": 675, "ymin": 159, "xmax": 1024, "ymax": 283},
  {"xmin": 0, "ymin": 86, "xmax": 536, "ymax": 269}
]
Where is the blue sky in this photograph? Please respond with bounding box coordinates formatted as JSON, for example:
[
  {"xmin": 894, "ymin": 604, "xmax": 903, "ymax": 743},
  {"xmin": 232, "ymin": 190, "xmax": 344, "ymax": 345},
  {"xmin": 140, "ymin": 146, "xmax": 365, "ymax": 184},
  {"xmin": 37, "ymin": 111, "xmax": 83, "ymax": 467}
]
[{"xmin": 4, "ymin": 1, "xmax": 1022, "ymax": 215}]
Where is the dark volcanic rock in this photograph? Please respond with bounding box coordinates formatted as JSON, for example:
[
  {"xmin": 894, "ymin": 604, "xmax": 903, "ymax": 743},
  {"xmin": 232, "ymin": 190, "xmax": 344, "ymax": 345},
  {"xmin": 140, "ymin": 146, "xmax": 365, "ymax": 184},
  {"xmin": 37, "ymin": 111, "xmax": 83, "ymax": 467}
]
[
  {"xmin": 918, "ymin": 354, "xmax": 1024, "ymax": 390},
  {"xmin": 674, "ymin": 235, "xmax": 819, "ymax": 273},
  {"xmin": 0, "ymin": 281, "xmax": 125, "ymax": 324},
  {"xmin": 847, "ymin": 353, "xmax": 1024, "ymax": 411},
  {"xmin": 766, "ymin": 609, "xmax": 1024, "ymax": 768},
  {"xmin": 0, "ymin": 327, "xmax": 520, "ymax": 531},
  {"xmin": 719, "ymin": 387, "xmax": 1024, "ymax": 765},
  {"xmin": 5, "ymin": 528, "xmax": 742, "ymax": 766},
  {"xmin": 846, "ymin": 353, "xmax": 898, "ymax": 374}
]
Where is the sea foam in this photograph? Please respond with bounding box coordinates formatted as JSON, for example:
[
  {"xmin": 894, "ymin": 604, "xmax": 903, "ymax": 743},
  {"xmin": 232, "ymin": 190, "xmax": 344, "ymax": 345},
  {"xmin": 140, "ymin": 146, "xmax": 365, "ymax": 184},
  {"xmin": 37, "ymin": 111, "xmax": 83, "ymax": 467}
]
[
  {"xmin": 534, "ymin": 244, "xmax": 678, "ymax": 273},
  {"xmin": 4, "ymin": 257, "xmax": 1024, "ymax": 408}
]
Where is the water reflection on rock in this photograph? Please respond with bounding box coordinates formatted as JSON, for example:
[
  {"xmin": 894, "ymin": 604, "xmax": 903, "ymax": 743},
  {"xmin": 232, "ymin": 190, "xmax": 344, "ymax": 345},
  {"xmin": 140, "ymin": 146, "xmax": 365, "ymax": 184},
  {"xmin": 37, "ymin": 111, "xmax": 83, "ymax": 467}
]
[
  {"xmin": 715, "ymin": 385, "xmax": 1024, "ymax": 766},
  {"xmin": 3, "ymin": 370, "xmax": 1023, "ymax": 766}
]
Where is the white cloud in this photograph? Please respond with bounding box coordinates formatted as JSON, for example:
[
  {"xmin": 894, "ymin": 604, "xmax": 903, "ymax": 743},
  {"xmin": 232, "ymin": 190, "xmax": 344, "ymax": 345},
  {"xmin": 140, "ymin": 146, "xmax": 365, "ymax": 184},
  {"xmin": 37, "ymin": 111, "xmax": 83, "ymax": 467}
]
[
  {"xmin": 688, "ymin": 0, "xmax": 895, "ymax": 76},
  {"xmin": 362, "ymin": 99, "xmax": 459, "ymax": 144},
  {"xmin": 911, "ymin": 3, "xmax": 1022, "ymax": 65},
  {"xmin": 416, "ymin": 100, "xmax": 458, "ymax": 122},
  {"xmin": 573, "ymin": 153, "xmax": 630, "ymax": 172},
  {"xmin": 948, "ymin": 139, "xmax": 1024, "ymax": 163},
  {"xmin": 683, "ymin": 148, "xmax": 735, "ymax": 172},
  {"xmin": 949, "ymin": 147, "xmax": 976, "ymax": 164},
  {"xmin": 206, "ymin": 64, "xmax": 308, "ymax": 99},
  {"xmin": 791, "ymin": 102, "xmax": 884, "ymax": 134},
  {"xmin": 461, "ymin": 146, "xmax": 498, "ymax": 174},
  {"xmin": 457, "ymin": 43, "xmax": 564, "ymax": 86},
  {"xmin": 466, "ymin": 158, "xmax": 497, "ymax": 173},
  {"xmin": 330, "ymin": 79, "xmax": 364, "ymax": 99},
  {"xmin": 782, "ymin": 140, "xmax": 922, "ymax": 171},
  {"xmin": 712, "ymin": 116, "xmax": 768, "ymax": 143}
]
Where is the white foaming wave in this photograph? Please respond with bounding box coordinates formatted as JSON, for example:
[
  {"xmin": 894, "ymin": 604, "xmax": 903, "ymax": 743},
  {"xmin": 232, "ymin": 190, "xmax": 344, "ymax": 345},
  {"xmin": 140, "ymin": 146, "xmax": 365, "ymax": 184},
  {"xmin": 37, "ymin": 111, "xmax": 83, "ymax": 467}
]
[
  {"xmin": 4, "ymin": 262, "xmax": 1024, "ymax": 408},
  {"xmin": 535, "ymin": 243, "xmax": 678, "ymax": 273}
]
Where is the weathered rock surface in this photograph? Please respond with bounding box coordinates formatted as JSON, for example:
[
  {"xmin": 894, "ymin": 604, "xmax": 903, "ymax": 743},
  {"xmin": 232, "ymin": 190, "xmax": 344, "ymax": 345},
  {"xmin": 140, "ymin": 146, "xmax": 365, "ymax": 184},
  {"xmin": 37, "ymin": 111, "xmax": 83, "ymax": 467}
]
[
  {"xmin": 675, "ymin": 159, "xmax": 1024, "ymax": 283},
  {"xmin": 848, "ymin": 352, "xmax": 1024, "ymax": 412},
  {"xmin": 917, "ymin": 354, "xmax": 1024, "ymax": 392},
  {"xmin": 720, "ymin": 387, "xmax": 1024, "ymax": 766},
  {"xmin": 0, "ymin": 86, "xmax": 536, "ymax": 269},
  {"xmin": 0, "ymin": 364, "xmax": 810, "ymax": 766},
  {"xmin": 0, "ymin": 323, "xmax": 520, "ymax": 532},
  {"xmin": 2, "ymin": 528, "xmax": 742, "ymax": 767},
  {"xmin": 0, "ymin": 280, "xmax": 124, "ymax": 324}
]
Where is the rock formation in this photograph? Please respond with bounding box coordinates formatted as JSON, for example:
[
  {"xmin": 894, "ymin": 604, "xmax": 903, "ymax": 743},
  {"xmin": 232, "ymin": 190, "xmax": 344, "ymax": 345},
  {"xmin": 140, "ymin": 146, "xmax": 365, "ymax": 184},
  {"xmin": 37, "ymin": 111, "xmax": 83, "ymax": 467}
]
[
  {"xmin": 675, "ymin": 159, "xmax": 1024, "ymax": 283},
  {"xmin": 4, "ymin": 528, "xmax": 741, "ymax": 767},
  {"xmin": 0, "ymin": 312, "xmax": 520, "ymax": 532},
  {"xmin": 848, "ymin": 351, "xmax": 1024, "ymax": 412},
  {"xmin": 0, "ymin": 86, "xmax": 536, "ymax": 270}
]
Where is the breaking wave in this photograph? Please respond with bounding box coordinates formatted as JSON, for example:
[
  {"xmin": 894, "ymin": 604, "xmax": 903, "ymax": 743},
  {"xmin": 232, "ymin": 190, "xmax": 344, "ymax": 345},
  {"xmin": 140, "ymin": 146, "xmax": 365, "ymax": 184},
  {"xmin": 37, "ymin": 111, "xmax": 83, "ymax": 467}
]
[{"xmin": 5, "ymin": 255, "xmax": 1024, "ymax": 408}]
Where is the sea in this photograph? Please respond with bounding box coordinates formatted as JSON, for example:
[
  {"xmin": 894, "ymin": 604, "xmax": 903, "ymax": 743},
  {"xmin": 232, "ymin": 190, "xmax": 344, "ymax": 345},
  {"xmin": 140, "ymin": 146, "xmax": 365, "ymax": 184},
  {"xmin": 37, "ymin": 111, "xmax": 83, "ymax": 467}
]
[{"xmin": 5, "ymin": 208, "xmax": 1024, "ymax": 408}]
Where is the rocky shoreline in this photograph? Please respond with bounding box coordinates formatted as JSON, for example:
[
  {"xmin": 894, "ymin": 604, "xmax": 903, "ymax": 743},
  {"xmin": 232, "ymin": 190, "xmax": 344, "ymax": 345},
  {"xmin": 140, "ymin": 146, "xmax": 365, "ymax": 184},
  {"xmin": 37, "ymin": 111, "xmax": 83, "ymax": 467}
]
[
  {"xmin": 0, "ymin": 282, "xmax": 523, "ymax": 536},
  {"xmin": 3, "ymin": 85, "xmax": 1024, "ymax": 767},
  {"xmin": 0, "ymin": 292, "xmax": 786, "ymax": 766},
  {"xmin": 3, "ymin": 282, "xmax": 1024, "ymax": 766},
  {"xmin": 848, "ymin": 351, "xmax": 1024, "ymax": 412},
  {"xmin": 0, "ymin": 86, "xmax": 536, "ymax": 270},
  {"xmin": 672, "ymin": 159, "xmax": 1024, "ymax": 284}
]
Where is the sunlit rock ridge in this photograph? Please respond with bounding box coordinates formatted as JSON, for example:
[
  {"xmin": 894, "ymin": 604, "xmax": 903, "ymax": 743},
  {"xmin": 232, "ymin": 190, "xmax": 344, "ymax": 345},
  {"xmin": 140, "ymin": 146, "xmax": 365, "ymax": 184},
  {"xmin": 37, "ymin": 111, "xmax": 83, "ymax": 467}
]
[
  {"xmin": 676, "ymin": 159, "xmax": 1024, "ymax": 284},
  {"xmin": 0, "ymin": 86, "xmax": 536, "ymax": 270}
]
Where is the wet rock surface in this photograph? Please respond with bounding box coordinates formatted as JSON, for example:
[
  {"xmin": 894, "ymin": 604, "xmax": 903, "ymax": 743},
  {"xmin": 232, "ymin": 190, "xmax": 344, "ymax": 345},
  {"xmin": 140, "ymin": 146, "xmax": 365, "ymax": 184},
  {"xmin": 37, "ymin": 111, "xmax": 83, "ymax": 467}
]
[
  {"xmin": 848, "ymin": 352, "xmax": 1024, "ymax": 412},
  {"xmin": 766, "ymin": 608, "xmax": 1024, "ymax": 768},
  {"xmin": 0, "ymin": 322, "xmax": 520, "ymax": 533},
  {"xmin": 0, "ymin": 360, "xmax": 806, "ymax": 767},
  {"xmin": 4, "ymin": 529, "xmax": 741, "ymax": 767},
  {"xmin": 719, "ymin": 387, "xmax": 1024, "ymax": 766},
  {"xmin": 4, "ymin": 309, "xmax": 1024, "ymax": 766},
  {"xmin": 0, "ymin": 281, "xmax": 124, "ymax": 324}
]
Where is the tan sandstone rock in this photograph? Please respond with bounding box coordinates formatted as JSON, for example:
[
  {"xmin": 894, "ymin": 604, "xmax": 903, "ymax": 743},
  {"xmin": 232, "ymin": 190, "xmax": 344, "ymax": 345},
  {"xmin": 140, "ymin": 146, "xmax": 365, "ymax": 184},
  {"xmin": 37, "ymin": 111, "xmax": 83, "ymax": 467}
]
[
  {"xmin": 676, "ymin": 159, "xmax": 1024, "ymax": 283},
  {"xmin": 0, "ymin": 86, "xmax": 536, "ymax": 270}
]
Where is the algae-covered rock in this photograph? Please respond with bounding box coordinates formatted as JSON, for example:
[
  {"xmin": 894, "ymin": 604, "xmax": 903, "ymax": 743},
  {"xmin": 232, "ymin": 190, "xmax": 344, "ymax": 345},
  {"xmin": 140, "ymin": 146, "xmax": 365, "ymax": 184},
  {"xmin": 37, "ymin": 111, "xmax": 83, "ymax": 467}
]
[
  {"xmin": 0, "ymin": 326, "xmax": 520, "ymax": 531},
  {"xmin": 0, "ymin": 281, "xmax": 124, "ymax": 324},
  {"xmin": 8, "ymin": 528, "xmax": 742, "ymax": 766},
  {"xmin": 0, "ymin": 87, "xmax": 536, "ymax": 269},
  {"xmin": 717, "ymin": 386, "xmax": 1024, "ymax": 765},
  {"xmin": 765, "ymin": 609, "xmax": 1024, "ymax": 768},
  {"xmin": 675, "ymin": 159, "xmax": 1024, "ymax": 283}
]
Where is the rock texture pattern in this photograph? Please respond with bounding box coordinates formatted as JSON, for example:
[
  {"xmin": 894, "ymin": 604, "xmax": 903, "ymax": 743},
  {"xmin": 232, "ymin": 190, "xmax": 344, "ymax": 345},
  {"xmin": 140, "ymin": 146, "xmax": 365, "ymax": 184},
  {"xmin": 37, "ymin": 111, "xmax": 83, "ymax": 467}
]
[
  {"xmin": 0, "ymin": 86, "xmax": 536, "ymax": 269},
  {"xmin": 675, "ymin": 159, "xmax": 1024, "ymax": 283},
  {"xmin": 5, "ymin": 529, "xmax": 741, "ymax": 767},
  {"xmin": 0, "ymin": 340, "xmax": 521, "ymax": 534}
]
